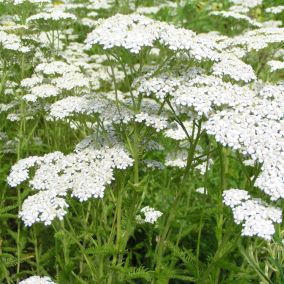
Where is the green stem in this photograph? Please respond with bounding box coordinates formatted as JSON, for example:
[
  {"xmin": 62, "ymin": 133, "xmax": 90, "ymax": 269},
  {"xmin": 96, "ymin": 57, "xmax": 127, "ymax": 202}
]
[
  {"xmin": 153, "ymin": 121, "xmax": 202, "ymax": 282},
  {"xmin": 16, "ymin": 188, "xmax": 21, "ymax": 284},
  {"xmin": 214, "ymin": 145, "xmax": 228, "ymax": 283},
  {"xmin": 196, "ymin": 141, "xmax": 211, "ymax": 277}
]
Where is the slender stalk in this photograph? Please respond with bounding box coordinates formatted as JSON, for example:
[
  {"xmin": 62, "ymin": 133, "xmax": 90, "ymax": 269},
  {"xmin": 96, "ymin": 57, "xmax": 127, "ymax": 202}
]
[
  {"xmin": 196, "ymin": 141, "xmax": 211, "ymax": 277},
  {"xmin": 16, "ymin": 188, "xmax": 21, "ymax": 284},
  {"xmin": 214, "ymin": 145, "xmax": 228, "ymax": 283},
  {"xmin": 153, "ymin": 121, "xmax": 203, "ymax": 282},
  {"xmin": 33, "ymin": 227, "xmax": 40, "ymax": 274}
]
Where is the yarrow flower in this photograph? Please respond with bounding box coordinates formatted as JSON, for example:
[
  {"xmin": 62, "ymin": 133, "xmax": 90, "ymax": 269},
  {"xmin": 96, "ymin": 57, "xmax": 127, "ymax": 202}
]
[
  {"xmin": 19, "ymin": 191, "xmax": 68, "ymax": 226},
  {"xmin": 0, "ymin": 30, "xmax": 30, "ymax": 53},
  {"xmin": 12, "ymin": 0, "xmax": 50, "ymax": 4},
  {"xmin": 35, "ymin": 61, "xmax": 80, "ymax": 75},
  {"xmin": 223, "ymin": 189, "xmax": 282, "ymax": 240},
  {"xmin": 24, "ymin": 84, "xmax": 59, "ymax": 102},
  {"xmin": 210, "ymin": 11, "xmax": 262, "ymax": 28},
  {"xmin": 221, "ymin": 27, "xmax": 284, "ymax": 53},
  {"xmin": 265, "ymin": 6, "xmax": 284, "ymax": 14},
  {"xmin": 165, "ymin": 150, "xmax": 187, "ymax": 168},
  {"xmin": 212, "ymin": 55, "xmax": 256, "ymax": 83},
  {"xmin": 196, "ymin": 187, "xmax": 207, "ymax": 195},
  {"xmin": 19, "ymin": 276, "xmax": 56, "ymax": 284},
  {"xmin": 228, "ymin": 0, "xmax": 262, "ymax": 9},
  {"xmin": 85, "ymin": 14, "xmax": 220, "ymax": 61},
  {"xmin": 84, "ymin": 14, "xmax": 159, "ymax": 54},
  {"xmin": 205, "ymin": 83, "xmax": 284, "ymax": 200},
  {"xmin": 267, "ymin": 60, "xmax": 284, "ymax": 72},
  {"xmin": 27, "ymin": 10, "xmax": 76, "ymax": 24},
  {"xmin": 135, "ymin": 112, "xmax": 168, "ymax": 132},
  {"xmin": 52, "ymin": 72, "xmax": 90, "ymax": 91},
  {"xmin": 8, "ymin": 145, "xmax": 133, "ymax": 226},
  {"xmin": 138, "ymin": 206, "xmax": 163, "ymax": 224}
]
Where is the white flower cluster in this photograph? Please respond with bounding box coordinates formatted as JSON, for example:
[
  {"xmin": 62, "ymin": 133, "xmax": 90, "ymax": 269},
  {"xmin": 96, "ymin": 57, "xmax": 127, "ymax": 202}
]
[
  {"xmin": 21, "ymin": 76, "xmax": 43, "ymax": 88},
  {"xmin": 35, "ymin": 61, "xmax": 80, "ymax": 75},
  {"xmin": 205, "ymin": 83, "xmax": 284, "ymax": 200},
  {"xmin": 85, "ymin": 14, "xmax": 159, "ymax": 53},
  {"xmin": 139, "ymin": 206, "xmax": 163, "ymax": 224},
  {"xmin": 261, "ymin": 20, "xmax": 282, "ymax": 28},
  {"xmin": 48, "ymin": 94, "xmax": 133, "ymax": 124},
  {"xmin": 268, "ymin": 60, "xmax": 284, "ymax": 72},
  {"xmin": 136, "ymin": 75, "xmax": 180, "ymax": 100},
  {"xmin": 24, "ymin": 84, "xmax": 59, "ymax": 102},
  {"xmin": 137, "ymin": 72, "xmax": 255, "ymax": 117},
  {"xmin": 137, "ymin": 67, "xmax": 256, "ymax": 116},
  {"xmin": 212, "ymin": 55, "xmax": 256, "ymax": 82},
  {"xmin": 196, "ymin": 159, "xmax": 213, "ymax": 175},
  {"xmin": 49, "ymin": 92, "xmax": 170, "ymax": 132},
  {"xmin": 164, "ymin": 121, "xmax": 193, "ymax": 141},
  {"xmin": 143, "ymin": 159, "xmax": 165, "ymax": 170},
  {"xmin": 196, "ymin": 187, "xmax": 207, "ymax": 195},
  {"xmin": 19, "ymin": 276, "xmax": 55, "ymax": 284},
  {"xmin": 87, "ymin": 0, "xmax": 113, "ymax": 10},
  {"xmin": 52, "ymin": 72, "xmax": 89, "ymax": 91},
  {"xmin": 48, "ymin": 96, "xmax": 103, "ymax": 119},
  {"xmin": 228, "ymin": 5, "xmax": 250, "ymax": 14},
  {"xmin": 228, "ymin": 0, "xmax": 262, "ymax": 9},
  {"xmin": 223, "ymin": 189, "xmax": 282, "ymax": 240},
  {"xmin": 0, "ymin": 30, "xmax": 30, "ymax": 53},
  {"xmin": 85, "ymin": 14, "xmax": 220, "ymax": 61},
  {"xmin": 7, "ymin": 156, "xmax": 40, "ymax": 187},
  {"xmin": 143, "ymin": 140, "xmax": 164, "ymax": 152},
  {"xmin": 12, "ymin": 0, "xmax": 50, "ymax": 4},
  {"xmin": 266, "ymin": 6, "xmax": 284, "ymax": 14},
  {"xmin": 173, "ymin": 75, "xmax": 254, "ymax": 117},
  {"xmin": 26, "ymin": 10, "xmax": 76, "ymax": 24},
  {"xmin": 210, "ymin": 11, "xmax": 262, "ymax": 28},
  {"xmin": 165, "ymin": 150, "xmax": 187, "ymax": 168},
  {"xmin": 8, "ymin": 145, "xmax": 133, "ymax": 225},
  {"xmin": 135, "ymin": 112, "xmax": 168, "ymax": 132},
  {"xmin": 0, "ymin": 101, "xmax": 17, "ymax": 114},
  {"xmin": 21, "ymin": 60, "xmax": 91, "ymax": 103},
  {"xmin": 136, "ymin": 6, "xmax": 161, "ymax": 15},
  {"xmin": 20, "ymin": 191, "xmax": 68, "ymax": 226},
  {"xmin": 222, "ymin": 28, "xmax": 284, "ymax": 54},
  {"xmin": 7, "ymin": 113, "xmax": 20, "ymax": 122}
]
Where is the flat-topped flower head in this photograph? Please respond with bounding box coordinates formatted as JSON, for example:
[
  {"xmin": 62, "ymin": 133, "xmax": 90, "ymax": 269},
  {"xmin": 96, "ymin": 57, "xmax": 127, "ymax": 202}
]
[
  {"xmin": 266, "ymin": 6, "xmax": 284, "ymax": 15},
  {"xmin": 8, "ymin": 145, "xmax": 133, "ymax": 226},
  {"xmin": 19, "ymin": 190, "xmax": 68, "ymax": 226},
  {"xmin": 210, "ymin": 11, "xmax": 262, "ymax": 28},
  {"xmin": 222, "ymin": 27, "xmax": 284, "ymax": 54},
  {"xmin": 20, "ymin": 276, "xmax": 56, "ymax": 284},
  {"xmin": 165, "ymin": 150, "xmax": 187, "ymax": 168},
  {"xmin": 267, "ymin": 60, "xmax": 284, "ymax": 72},
  {"xmin": 205, "ymin": 83, "xmax": 284, "ymax": 200},
  {"xmin": 0, "ymin": 30, "xmax": 30, "ymax": 53},
  {"xmin": 223, "ymin": 189, "xmax": 282, "ymax": 240},
  {"xmin": 228, "ymin": 0, "xmax": 262, "ymax": 9},
  {"xmin": 12, "ymin": 0, "xmax": 50, "ymax": 4},
  {"xmin": 85, "ymin": 14, "xmax": 159, "ymax": 53},
  {"xmin": 85, "ymin": 14, "xmax": 220, "ymax": 61},
  {"xmin": 35, "ymin": 61, "xmax": 80, "ymax": 76},
  {"xmin": 27, "ymin": 10, "xmax": 76, "ymax": 23},
  {"xmin": 26, "ymin": 10, "xmax": 76, "ymax": 30},
  {"xmin": 138, "ymin": 206, "xmax": 163, "ymax": 224},
  {"xmin": 212, "ymin": 55, "xmax": 256, "ymax": 83},
  {"xmin": 135, "ymin": 112, "xmax": 168, "ymax": 132},
  {"xmin": 52, "ymin": 72, "xmax": 90, "ymax": 91},
  {"xmin": 23, "ymin": 84, "xmax": 59, "ymax": 102}
]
